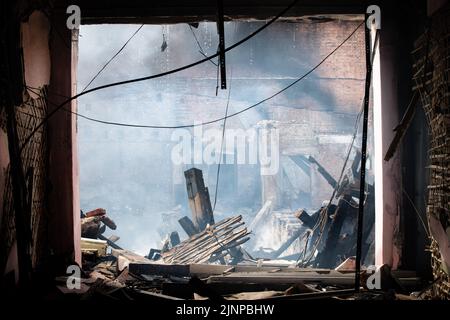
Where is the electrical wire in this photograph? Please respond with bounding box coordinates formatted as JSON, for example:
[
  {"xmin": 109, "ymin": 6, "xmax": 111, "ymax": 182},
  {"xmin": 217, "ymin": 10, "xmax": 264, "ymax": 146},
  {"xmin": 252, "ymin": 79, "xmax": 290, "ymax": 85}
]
[
  {"xmin": 81, "ymin": 24, "xmax": 144, "ymax": 92},
  {"xmin": 189, "ymin": 24, "xmax": 218, "ymax": 66},
  {"xmin": 24, "ymin": 19, "xmax": 364, "ymax": 140},
  {"xmin": 25, "ymin": 85, "xmax": 69, "ymax": 99},
  {"xmin": 212, "ymin": 70, "xmax": 232, "ymax": 213},
  {"xmin": 19, "ymin": 0, "xmax": 303, "ymax": 151}
]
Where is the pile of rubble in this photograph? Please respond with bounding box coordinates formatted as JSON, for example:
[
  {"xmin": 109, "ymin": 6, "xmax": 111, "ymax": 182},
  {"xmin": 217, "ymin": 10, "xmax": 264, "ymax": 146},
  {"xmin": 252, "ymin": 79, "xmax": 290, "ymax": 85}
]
[{"xmin": 60, "ymin": 165, "xmax": 427, "ymax": 301}]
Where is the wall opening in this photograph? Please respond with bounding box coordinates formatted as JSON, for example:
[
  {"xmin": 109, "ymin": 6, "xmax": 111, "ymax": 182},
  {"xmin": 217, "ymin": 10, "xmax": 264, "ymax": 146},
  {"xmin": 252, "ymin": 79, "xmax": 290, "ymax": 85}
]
[{"xmin": 76, "ymin": 18, "xmax": 374, "ymax": 267}]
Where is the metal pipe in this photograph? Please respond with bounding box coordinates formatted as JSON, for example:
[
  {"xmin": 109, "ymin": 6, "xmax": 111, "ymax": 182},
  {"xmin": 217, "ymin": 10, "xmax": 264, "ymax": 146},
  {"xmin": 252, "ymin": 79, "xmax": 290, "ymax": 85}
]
[{"xmin": 355, "ymin": 16, "xmax": 377, "ymax": 292}]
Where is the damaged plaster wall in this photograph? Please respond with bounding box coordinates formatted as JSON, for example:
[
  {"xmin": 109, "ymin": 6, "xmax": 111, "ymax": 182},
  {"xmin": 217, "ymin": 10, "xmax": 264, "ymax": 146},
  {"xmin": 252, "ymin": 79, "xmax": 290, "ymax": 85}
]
[
  {"xmin": 0, "ymin": 129, "xmax": 9, "ymax": 256},
  {"xmin": 22, "ymin": 11, "xmax": 51, "ymax": 94},
  {"xmin": 0, "ymin": 9, "xmax": 51, "ymax": 281}
]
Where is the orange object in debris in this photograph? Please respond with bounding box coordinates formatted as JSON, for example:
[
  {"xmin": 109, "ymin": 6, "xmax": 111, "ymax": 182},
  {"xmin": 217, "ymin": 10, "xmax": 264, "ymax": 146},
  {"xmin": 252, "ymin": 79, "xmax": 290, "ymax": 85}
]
[
  {"xmin": 85, "ymin": 208, "xmax": 106, "ymax": 217},
  {"xmin": 101, "ymin": 216, "xmax": 117, "ymax": 230}
]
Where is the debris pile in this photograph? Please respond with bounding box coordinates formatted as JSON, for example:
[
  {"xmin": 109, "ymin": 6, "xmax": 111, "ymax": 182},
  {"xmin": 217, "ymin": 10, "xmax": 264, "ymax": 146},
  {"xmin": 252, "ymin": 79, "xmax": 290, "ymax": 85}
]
[
  {"xmin": 293, "ymin": 151, "xmax": 375, "ymax": 269},
  {"xmin": 68, "ymin": 166, "xmax": 426, "ymax": 301},
  {"xmin": 162, "ymin": 215, "xmax": 250, "ymax": 264},
  {"xmin": 80, "ymin": 208, "xmax": 122, "ymax": 256}
]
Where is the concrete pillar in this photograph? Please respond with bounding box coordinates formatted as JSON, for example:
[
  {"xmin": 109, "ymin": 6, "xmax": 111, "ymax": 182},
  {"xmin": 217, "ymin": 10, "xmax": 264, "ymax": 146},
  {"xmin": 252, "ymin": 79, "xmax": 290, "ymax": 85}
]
[{"xmin": 47, "ymin": 14, "xmax": 80, "ymax": 264}]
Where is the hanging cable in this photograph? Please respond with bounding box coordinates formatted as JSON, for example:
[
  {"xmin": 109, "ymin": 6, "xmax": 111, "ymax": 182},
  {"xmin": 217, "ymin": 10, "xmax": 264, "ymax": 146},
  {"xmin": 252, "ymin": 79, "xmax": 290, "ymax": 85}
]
[
  {"xmin": 23, "ymin": 20, "xmax": 364, "ymax": 141},
  {"xmin": 402, "ymin": 187, "xmax": 430, "ymax": 237},
  {"xmin": 212, "ymin": 70, "xmax": 232, "ymax": 212},
  {"xmin": 19, "ymin": 0, "xmax": 304, "ymax": 151},
  {"xmin": 81, "ymin": 24, "xmax": 144, "ymax": 92}
]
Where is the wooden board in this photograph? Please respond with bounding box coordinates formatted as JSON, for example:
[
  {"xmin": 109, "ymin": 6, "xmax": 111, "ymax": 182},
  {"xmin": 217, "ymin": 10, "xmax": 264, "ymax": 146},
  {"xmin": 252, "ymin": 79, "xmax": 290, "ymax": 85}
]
[
  {"xmin": 184, "ymin": 168, "xmax": 214, "ymax": 231},
  {"xmin": 111, "ymin": 249, "xmax": 153, "ymax": 271}
]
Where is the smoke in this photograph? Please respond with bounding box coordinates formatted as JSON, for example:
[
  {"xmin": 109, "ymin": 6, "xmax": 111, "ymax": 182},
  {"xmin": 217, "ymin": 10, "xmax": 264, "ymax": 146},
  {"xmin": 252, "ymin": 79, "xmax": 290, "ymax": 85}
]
[{"xmin": 77, "ymin": 20, "xmax": 365, "ymax": 255}]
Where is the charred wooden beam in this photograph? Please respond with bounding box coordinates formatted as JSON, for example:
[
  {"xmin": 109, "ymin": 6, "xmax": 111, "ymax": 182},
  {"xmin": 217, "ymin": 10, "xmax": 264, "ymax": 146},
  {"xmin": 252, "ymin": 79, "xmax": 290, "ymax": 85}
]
[
  {"xmin": 169, "ymin": 231, "xmax": 181, "ymax": 247},
  {"xmin": 184, "ymin": 168, "xmax": 214, "ymax": 232},
  {"xmin": 81, "ymin": 238, "xmax": 107, "ymax": 256},
  {"xmin": 146, "ymin": 248, "xmax": 161, "ymax": 261},
  {"xmin": 295, "ymin": 209, "xmax": 315, "ymax": 229},
  {"xmin": 112, "ymin": 249, "xmax": 153, "ymax": 271},
  {"xmin": 97, "ymin": 234, "xmax": 123, "ymax": 250},
  {"xmin": 189, "ymin": 276, "xmax": 224, "ymax": 302},
  {"xmin": 344, "ymin": 191, "xmax": 375, "ymax": 263},
  {"xmin": 384, "ymin": 91, "xmax": 419, "ymax": 161},
  {"xmin": 54, "ymin": 0, "xmax": 365, "ymax": 25},
  {"xmin": 351, "ymin": 150, "xmax": 362, "ymax": 176},
  {"xmin": 178, "ymin": 216, "xmax": 199, "ymax": 237}
]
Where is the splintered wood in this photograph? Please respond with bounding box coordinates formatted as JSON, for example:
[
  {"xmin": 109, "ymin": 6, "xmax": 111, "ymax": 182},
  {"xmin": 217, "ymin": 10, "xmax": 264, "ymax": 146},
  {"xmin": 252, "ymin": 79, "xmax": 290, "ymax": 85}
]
[
  {"xmin": 162, "ymin": 215, "xmax": 250, "ymax": 264},
  {"xmin": 412, "ymin": 5, "xmax": 450, "ymax": 299}
]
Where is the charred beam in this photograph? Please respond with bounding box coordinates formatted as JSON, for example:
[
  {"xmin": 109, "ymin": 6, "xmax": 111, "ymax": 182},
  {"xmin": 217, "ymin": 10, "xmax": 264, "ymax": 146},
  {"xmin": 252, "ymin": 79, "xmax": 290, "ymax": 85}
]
[{"xmin": 184, "ymin": 168, "xmax": 214, "ymax": 232}]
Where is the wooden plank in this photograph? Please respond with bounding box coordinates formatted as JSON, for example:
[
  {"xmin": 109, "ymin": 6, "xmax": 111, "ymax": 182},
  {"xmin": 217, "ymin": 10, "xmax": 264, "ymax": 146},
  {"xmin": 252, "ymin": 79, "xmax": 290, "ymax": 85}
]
[
  {"xmin": 206, "ymin": 271, "xmax": 356, "ymax": 286},
  {"xmin": 260, "ymin": 289, "xmax": 356, "ymax": 301},
  {"xmin": 271, "ymin": 227, "xmax": 303, "ymax": 259},
  {"xmin": 184, "ymin": 168, "xmax": 214, "ymax": 231},
  {"xmin": 178, "ymin": 216, "xmax": 199, "ymax": 237},
  {"xmin": 163, "ymin": 282, "xmax": 316, "ymax": 299},
  {"xmin": 133, "ymin": 289, "xmax": 184, "ymax": 301},
  {"xmin": 108, "ymin": 235, "xmax": 120, "ymax": 243},
  {"xmin": 384, "ymin": 92, "xmax": 419, "ymax": 161},
  {"xmin": 127, "ymin": 262, "xmax": 358, "ymax": 278},
  {"xmin": 308, "ymin": 155, "xmax": 338, "ymax": 188},
  {"xmin": 129, "ymin": 263, "xmax": 189, "ymax": 277},
  {"xmin": 169, "ymin": 231, "xmax": 181, "ymax": 247},
  {"xmin": 112, "ymin": 249, "xmax": 152, "ymax": 271},
  {"xmin": 81, "ymin": 237, "xmax": 107, "ymax": 256},
  {"xmin": 98, "ymin": 234, "xmax": 123, "ymax": 250},
  {"xmin": 295, "ymin": 209, "xmax": 315, "ymax": 228},
  {"xmin": 162, "ymin": 282, "xmax": 194, "ymax": 299},
  {"xmin": 163, "ymin": 215, "xmax": 250, "ymax": 264},
  {"xmin": 248, "ymin": 200, "xmax": 272, "ymax": 231}
]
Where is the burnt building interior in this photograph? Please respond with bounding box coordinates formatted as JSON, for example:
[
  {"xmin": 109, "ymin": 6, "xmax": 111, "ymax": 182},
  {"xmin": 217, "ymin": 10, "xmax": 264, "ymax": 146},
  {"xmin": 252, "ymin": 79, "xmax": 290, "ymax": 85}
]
[{"xmin": 0, "ymin": 0, "xmax": 450, "ymax": 302}]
